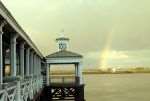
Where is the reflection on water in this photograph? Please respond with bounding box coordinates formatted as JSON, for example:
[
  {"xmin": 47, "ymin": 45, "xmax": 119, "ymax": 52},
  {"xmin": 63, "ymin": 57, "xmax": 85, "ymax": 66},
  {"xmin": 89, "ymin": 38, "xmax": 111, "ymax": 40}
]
[{"xmin": 84, "ymin": 74, "xmax": 150, "ymax": 101}]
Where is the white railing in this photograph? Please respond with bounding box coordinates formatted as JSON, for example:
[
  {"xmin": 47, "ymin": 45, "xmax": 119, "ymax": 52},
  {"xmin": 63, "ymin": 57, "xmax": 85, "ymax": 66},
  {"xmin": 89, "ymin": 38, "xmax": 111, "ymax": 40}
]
[
  {"xmin": 49, "ymin": 75, "xmax": 80, "ymax": 85},
  {"xmin": 0, "ymin": 75, "xmax": 43, "ymax": 101}
]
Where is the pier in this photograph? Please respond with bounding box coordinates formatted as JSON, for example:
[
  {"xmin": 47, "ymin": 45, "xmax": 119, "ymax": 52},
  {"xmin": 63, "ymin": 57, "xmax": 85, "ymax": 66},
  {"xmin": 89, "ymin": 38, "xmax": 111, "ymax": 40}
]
[{"xmin": 0, "ymin": 1, "xmax": 85, "ymax": 101}]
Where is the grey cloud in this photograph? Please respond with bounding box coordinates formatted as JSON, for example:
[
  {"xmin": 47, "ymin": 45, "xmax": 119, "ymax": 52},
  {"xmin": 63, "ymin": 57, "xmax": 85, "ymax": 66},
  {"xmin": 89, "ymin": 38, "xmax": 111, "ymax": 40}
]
[{"xmin": 2, "ymin": 0, "xmax": 150, "ymax": 68}]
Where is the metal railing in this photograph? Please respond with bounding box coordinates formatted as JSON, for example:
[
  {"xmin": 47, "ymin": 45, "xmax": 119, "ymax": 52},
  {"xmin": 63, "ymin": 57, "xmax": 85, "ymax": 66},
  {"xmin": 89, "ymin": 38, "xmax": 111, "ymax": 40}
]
[
  {"xmin": 0, "ymin": 75, "xmax": 43, "ymax": 101},
  {"xmin": 49, "ymin": 75, "xmax": 80, "ymax": 84}
]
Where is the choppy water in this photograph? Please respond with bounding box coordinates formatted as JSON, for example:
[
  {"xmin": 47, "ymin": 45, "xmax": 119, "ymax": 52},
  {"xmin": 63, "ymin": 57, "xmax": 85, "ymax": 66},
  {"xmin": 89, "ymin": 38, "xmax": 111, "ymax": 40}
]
[{"xmin": 84, "ymin": 74, "xmax": 150, "ymax": 101}]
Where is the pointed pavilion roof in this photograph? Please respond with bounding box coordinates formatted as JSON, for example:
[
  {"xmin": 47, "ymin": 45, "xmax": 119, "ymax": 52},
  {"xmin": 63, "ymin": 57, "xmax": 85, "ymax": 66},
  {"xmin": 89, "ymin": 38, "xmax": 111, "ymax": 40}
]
[{"xmin": 46, "ymin": 50, "xmax": 83, "ymax": 58}]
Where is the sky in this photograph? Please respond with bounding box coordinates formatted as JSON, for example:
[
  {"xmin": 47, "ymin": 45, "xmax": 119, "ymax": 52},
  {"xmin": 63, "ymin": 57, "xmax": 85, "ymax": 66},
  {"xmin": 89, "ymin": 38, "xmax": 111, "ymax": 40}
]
[{"xmin": 2, "ymin": 0, "xmax": 150, "ymax": 69}]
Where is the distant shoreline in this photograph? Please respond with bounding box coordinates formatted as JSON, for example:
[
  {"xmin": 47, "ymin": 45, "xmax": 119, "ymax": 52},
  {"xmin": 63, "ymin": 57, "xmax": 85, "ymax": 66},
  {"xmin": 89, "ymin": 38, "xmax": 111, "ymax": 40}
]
[
  {"xmin": 50, "ymin": 70, "xmax": 150, "ymax": 75},
  {"xmin": 83, "ymin": 71, "xmax": 150, "ymax": 75}
]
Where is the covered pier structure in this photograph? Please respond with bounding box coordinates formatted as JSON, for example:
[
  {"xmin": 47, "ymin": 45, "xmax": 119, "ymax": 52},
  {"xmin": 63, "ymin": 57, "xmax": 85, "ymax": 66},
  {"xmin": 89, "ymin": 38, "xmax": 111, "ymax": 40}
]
[
  {"xmin": 0, "ymin": 1, "xmax": 85, "ymax": 101},
  {"xmin": 0, "ymin": 1, "xmax": 44, "ymax": 101}
]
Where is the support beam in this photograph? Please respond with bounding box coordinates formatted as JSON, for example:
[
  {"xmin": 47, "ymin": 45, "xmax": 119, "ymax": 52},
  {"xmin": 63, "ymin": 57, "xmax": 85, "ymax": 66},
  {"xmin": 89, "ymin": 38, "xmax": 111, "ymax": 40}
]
[
  {"xmin": 20, "ymin": 42, "xmax": 25, "ymax": 78},
  {"xmin": 26, "ymin": 48, "xmax": 30, "ymax": 76},
  {"xmin": 11, "ymin": 34, "xmax": 18, "ymax": 77}
]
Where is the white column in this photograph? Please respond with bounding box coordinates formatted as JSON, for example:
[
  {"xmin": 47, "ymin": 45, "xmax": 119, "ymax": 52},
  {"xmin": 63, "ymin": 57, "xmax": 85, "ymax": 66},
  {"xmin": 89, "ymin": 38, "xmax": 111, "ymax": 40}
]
[
  {"xmin": 30, "ymin": 51, "xmax": 34, "ymax": 76},
  {"xmin": 36, "ymin": 55, "xmax": 38, "ymax": 76},
  {"xmin": 20, "ymin": 42, "xmax": 25, "ymax": 78},
  {"xmin": 46, "ymin": 64, "xmax": 49, "ymax": 85},
  {"xmin": 0, "ymin": 21, "xmax": 6, "ymax": 84},
  {"xmin": 26, "ymin": 48, "xmax": 30, "ymax": 76},
  {"xmin": 39, "ymin": 58, "xmax": 41, "ymax": 75},
  {"xmin": 78, "ymin": 62, "xmax": 83, "ymax": 84},
  {"xmin": 37, "ymin": 57, "xmax": 39, "ymax": 75},
  {"xmin": 0, "ymin": 28, "xmax": 3, "ymax": 84},
  {"xmin": 11, "ymin": 34, "xmax": 18, "ymax": 77},
  {"xmin": 75, "ymin": 63, "xmax": 78, "ymax": 77},
  {"xmin": 37, "ymin": 57, "xmax": 40, "ymax": 75},
  {"xmin": 36, "ymin": 56, "xmax": 38, "ymax": 75},
  {"xmin": 33, "ymin": 54, "xmax": 36, "ymax": 76},
  {"xmin": 30, "ymin": 51, "xmax": 33, "ymax": 76}
]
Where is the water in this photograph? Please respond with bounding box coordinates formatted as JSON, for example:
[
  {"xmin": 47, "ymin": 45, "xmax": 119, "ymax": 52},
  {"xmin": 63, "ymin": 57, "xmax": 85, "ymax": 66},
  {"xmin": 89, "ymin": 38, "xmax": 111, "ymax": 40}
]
[{"xmin": 84, "ymin": 74, "xmax": 150, "ymax": 101}]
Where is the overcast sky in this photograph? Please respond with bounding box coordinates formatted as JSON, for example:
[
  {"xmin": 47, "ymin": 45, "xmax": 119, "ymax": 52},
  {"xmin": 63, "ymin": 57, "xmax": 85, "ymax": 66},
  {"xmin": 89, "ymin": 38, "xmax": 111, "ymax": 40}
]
[{"xmin": 2, "ymin": 0, "xmax": 150, "ymax": 69}]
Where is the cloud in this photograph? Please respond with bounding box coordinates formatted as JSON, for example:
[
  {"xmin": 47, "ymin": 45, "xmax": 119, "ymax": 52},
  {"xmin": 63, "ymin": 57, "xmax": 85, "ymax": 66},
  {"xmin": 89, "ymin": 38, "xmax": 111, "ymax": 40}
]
[
  {"xmin": 108, "ymin": 51, "xmax": 129, "ymax": 59},
  {"xmin": 2, "ymin": 0, "xmax": 150, "ymax": 68}
]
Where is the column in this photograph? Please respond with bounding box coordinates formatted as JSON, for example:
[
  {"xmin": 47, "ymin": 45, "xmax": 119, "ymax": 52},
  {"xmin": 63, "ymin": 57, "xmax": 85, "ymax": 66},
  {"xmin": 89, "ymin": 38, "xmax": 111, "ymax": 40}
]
[
  {"xmin": 0, "ymin": 27, "xmax": 3, "ymax": 84},
  {"xmin": 37, "ymin": 56, "xmax": 40, "ymax": 75},
  {"xmin": 11, "ymin": 34, "xmax": 18, "ymax": 77},
  {"xmin": 36, "ymin": 55, "xmax": 38, "ymax": 76},
  {"xmin": 33, "ymin": 54, "xmax": 36, "ymax": 76},
  {"xmin": 26, "ymin": 48, "xmax": 30, "ymax": 76},
  {"xmin": 30, "ymin": 51, "xmax": 34, "ymax": 76},
  {"xmin": 46, "ymin": 64, "xmax": 49, "ymax": 85},
  {"xmin": 75, "ymin": 63, "xmax": 80, "ymax": 84},
  {"xmin": 20, "ymin": 42, "xmax": 25, "ymax": 78},
  {"xmin": 78, "ymin": 62, "xmax": 83, "ymax": 84},
  {"xmin": 0, "ymin": 21, "xmax": 6, "ymax": 84},
  {"xmin": 39, "ymin": 58, "xmax": 41, "ymax": 75},
  {"xmin": 75, "ymin": 63, "xmax": 78, "ymax": 77}
]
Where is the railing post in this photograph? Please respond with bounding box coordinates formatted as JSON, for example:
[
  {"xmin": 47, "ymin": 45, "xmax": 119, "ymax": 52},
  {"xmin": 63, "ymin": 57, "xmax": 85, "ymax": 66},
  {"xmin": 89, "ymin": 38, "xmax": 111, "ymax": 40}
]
[
  {"xmin": 30, "ymin": 78, "xmax": 33, "ymax": 99},
  {"xmin": 16, "ymin": 80, "xmax": 21, "ymax": 101}
]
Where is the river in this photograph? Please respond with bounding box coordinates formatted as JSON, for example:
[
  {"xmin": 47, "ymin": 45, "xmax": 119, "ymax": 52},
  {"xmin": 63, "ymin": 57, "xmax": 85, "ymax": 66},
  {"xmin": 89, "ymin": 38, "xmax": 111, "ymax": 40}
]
[{"xmin": 84, "ymin": 74, "xmax": 150, "ymax": 101}]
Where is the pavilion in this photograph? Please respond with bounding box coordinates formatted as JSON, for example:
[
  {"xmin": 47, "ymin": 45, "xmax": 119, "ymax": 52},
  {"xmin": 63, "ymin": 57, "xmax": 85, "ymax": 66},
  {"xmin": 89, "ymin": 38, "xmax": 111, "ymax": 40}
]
[{"xmin": 44, "ymin": 32, "xmax": 85, "ymax": 101}]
